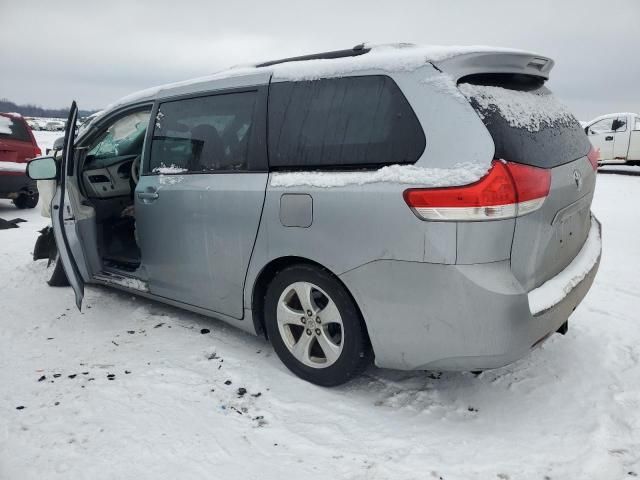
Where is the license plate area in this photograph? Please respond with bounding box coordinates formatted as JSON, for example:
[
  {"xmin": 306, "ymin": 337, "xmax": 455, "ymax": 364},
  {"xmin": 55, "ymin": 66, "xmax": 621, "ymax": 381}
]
[{"xmin": 552, "ymin": 200, "xmax": 591, "ymax": 260}]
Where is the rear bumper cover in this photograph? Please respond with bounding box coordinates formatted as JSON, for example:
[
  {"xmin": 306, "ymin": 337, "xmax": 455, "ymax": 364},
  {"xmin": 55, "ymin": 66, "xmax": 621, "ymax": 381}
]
[
  {"xmin": 340, "ymin": 214, "xmax": 601, "ymax": 371},
  {"xmin": 0, "ymin": 172, "xmax": 37, "ymax": 198}
]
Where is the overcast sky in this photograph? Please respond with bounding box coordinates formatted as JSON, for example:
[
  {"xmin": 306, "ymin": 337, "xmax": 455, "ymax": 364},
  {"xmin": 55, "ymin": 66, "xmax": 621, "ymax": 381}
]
[{"xmin": 1, "ymin": 0, "xmax": 638, "ymax": 120}]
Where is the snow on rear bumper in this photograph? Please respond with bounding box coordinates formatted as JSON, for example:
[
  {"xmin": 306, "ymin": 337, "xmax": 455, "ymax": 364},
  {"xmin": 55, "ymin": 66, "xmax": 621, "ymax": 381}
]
[{"xmin": 528, "ymin": 214, "xmax": 602, "ymax": 316}]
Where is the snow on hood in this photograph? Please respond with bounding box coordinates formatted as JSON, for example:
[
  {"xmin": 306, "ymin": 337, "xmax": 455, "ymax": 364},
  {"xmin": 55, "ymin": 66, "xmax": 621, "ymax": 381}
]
[
  {"xmin": 270, "ymin": 162, "xmax": 490, "ymax": 189},
  {"xmin": 458, "ymin": 83, "xmax": 575, "ymax": 132}
]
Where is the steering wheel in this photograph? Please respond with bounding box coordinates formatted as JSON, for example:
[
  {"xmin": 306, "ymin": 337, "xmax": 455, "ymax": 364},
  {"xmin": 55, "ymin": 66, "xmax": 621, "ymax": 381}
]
[{"xmin": 131, "ymin": 155, "xmax": 141, "ymax": 185}]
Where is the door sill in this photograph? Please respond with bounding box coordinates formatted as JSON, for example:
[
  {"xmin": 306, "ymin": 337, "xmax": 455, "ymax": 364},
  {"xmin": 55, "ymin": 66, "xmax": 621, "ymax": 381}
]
[{"xmin": 93, "ymin": 271, "xmax": 149, "ymax": 292}]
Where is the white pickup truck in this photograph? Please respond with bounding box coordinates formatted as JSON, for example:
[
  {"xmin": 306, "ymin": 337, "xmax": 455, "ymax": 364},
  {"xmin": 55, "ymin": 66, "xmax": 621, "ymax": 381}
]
[{"xmin": 584, "ymin": 112, "xmax": 640, "ymax": 165}]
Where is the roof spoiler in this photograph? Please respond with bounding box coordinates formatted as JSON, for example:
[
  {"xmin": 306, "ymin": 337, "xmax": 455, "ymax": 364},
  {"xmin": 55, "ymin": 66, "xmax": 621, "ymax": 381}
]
[{"xmin": 431, "ymin": 51, "xmax": 555, "ymax": 82}]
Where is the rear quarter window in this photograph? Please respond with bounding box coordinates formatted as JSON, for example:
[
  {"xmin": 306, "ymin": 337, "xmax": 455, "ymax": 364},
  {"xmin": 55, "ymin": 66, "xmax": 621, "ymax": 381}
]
[
  {"xmin": 0, "ymin": 115, "xmax": 31, "ymax": 142},
  {"xmin": 268, "ymin": 75, "xmax": 425, "ymax": 169},
  {"xmin": 459, "ymin": 81, "xmax": 590, "ymax": 169}
]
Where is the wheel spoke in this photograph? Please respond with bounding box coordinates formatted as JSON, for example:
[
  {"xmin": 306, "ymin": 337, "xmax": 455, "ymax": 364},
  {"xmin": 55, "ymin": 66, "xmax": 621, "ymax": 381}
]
[
  {"xmin": 318, "ymin": 298, "xmax": 342, "ymax": 326},
  {"xmin": 316, "ymin": 331, "xmax": 341, "ymax": 364},
  {"xmin": 291, "ymin": 332, "xmax": 314, "ymax": 363},
  {"xmin": 277, "ymin": 302, "xmax": 304, "ymax": 327},
  {"xmin": 292, "ymin": 282, "xmax": 317, "ymax": 314}
]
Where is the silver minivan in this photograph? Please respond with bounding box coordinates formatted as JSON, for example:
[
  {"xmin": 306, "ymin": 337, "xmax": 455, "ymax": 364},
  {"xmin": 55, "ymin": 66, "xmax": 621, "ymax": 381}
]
[{"xmin": 27, "ymin": 44, "xmax": 602, "ymax": 386}]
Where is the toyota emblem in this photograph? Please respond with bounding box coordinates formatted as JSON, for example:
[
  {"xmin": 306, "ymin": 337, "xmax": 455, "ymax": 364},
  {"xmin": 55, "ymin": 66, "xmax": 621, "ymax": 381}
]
[{"xmin": 573, "ymin": 170, "xmax": 582, "ymax": 190}]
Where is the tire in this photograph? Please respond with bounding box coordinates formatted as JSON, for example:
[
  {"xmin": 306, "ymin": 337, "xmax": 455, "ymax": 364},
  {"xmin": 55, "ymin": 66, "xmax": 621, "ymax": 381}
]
[
  {"xmin": 264, "ymin": 264, "xmax": 371, "ymax": 386},
  {"xmin": 13, "ymin": 192, "xmax": 39, "ymax": 209},
  {"xmin": 48, "ymin": 254, "xmax": 70, "ymax": 287}
]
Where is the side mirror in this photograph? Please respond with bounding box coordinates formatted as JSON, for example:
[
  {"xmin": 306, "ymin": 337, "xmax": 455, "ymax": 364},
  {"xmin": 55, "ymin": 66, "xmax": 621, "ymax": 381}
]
[
  {"xmin": 27, "ymin": 156, "xmax": 58, "ymax": 180},
  {"xmin": 53, "ymin": 136, "xmax": 65, "ymax": 151},
  {"xmin": 46, "ymin": 137, "xmax": 65, "ymax": 155}
]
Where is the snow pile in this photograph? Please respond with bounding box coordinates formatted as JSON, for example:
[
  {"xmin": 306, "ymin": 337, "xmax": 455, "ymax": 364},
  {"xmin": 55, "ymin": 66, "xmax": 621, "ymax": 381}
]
[
  {"xmin": 528, "ymin": 216, "xmax": 602, "ymax": 315},
  {"xmin": 152, "ymin": 163, "xmax": 188, "ymax": 174},
  {"xmin": 270, "ymin": 162, "xmax": 489, "ymax": 188},
  {"xmin": 458, "ymin": 83, "xmax": 575, "ymax": 132},
  {"xmin": 0, "ymin": 161, "xmax": 26, "ymax": 173}
]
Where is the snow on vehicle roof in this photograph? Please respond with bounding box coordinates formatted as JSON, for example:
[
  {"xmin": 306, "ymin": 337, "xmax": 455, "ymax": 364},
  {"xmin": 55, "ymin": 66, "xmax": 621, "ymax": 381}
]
[{"xmin": 101, "ymin": 43, "xmax": 538, "ymax": 113}]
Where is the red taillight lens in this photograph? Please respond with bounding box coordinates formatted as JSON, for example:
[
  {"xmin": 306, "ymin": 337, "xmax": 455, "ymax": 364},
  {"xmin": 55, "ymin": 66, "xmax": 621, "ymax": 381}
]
[
  {"xmin": 587, "ymin": 147, "xmax": 599, "ymax": 170},
  {"xmin": 35, "ymin": 146, "xmax": 42, "ymax": 156},
  {"xmin": 404, "ymin": 160, "xmax": 550, "ymax": 221}
]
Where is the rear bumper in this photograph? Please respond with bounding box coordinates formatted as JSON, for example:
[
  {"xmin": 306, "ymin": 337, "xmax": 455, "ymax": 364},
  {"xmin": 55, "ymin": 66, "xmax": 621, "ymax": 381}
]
[
  {"xmin": 0, "ymin": 172, "xmax": 37, "ymax": 198},
  {"xmin": 340, "ymin": 214, "xmax": 601, "ymax": 371}
]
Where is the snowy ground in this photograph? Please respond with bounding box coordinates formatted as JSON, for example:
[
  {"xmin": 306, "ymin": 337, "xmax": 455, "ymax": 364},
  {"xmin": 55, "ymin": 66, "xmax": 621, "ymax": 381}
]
[
  {"xmin": 1, "ymin": 134, "xmax": 639, "ymax": 478},
  {"xmin": 32, "ymin": 130, "xmax": 62, "ymax": 153}
]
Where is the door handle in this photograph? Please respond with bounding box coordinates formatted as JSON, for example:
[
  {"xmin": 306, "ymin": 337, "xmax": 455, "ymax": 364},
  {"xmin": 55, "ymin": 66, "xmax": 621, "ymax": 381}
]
[
  {"xmin": 137, "ymin": 191, "xmax": 159, "ymax": 201},
  {"xmin": 605, "ymin": 136, "xmax": 614, "ymax": 141}
]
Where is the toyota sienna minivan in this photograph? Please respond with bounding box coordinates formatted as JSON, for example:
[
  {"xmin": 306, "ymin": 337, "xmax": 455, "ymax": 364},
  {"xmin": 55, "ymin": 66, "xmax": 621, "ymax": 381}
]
[{"xmin": 27, "ymin": 44, "xmax": 601, "ymax": 386}]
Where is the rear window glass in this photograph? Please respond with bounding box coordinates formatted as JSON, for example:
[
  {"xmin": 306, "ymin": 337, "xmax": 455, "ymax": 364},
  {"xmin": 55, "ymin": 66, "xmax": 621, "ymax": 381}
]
[
  {"xmin": 458, "ymin": 81, "xmax": 590, "ymax": 169},
  {"xmin": 268, "ymin": 75, "xmax": 425, "ymax": 169},
  {"xmin": 0, "ymin": 115, "xmax": 31, "ymax": 142}
]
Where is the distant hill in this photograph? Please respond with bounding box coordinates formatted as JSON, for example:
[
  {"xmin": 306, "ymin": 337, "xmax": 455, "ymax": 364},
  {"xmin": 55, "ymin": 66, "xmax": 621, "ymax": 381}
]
[{"xmin": 0, "ymin": 98, "xmax": 98, "ymax": 118}]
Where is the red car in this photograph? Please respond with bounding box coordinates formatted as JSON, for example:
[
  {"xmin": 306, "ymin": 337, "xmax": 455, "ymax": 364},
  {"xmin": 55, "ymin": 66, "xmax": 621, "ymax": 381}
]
[{"xmin": 0, "ymin": 112, "xmax": 41, "ymax": 208}]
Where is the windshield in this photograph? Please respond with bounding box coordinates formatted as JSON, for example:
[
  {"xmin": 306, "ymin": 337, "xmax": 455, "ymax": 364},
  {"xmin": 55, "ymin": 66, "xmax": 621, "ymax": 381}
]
[{"xmin": 87, "ymin": 111, "xmax": 150, "ymax": 159}]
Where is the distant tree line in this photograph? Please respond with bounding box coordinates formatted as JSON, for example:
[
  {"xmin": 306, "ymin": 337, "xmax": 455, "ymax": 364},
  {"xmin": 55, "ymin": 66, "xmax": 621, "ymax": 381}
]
[{"xmin": 0, "ymin": 98, "xmax": 98, "ymax": 118}]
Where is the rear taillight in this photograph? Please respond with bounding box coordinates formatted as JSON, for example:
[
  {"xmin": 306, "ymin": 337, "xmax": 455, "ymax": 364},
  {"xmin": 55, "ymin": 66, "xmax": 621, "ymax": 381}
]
[
  {"xmin": 587, "ymin": 147, "xmax": 599, "ymax": 170},
  {"xmin": 403, "ymin": 160, "xmax": 551, "ymax": 221},
  {"xmin": 35, "ymin": 146, "xmax": 42, "ymax": 156}
]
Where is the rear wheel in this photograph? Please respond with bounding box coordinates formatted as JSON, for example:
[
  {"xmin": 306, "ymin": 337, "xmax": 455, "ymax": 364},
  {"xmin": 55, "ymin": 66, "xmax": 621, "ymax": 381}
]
[
  {"xmin": 264, "ymin": 264, "xmax": 370, "ymax": 386},
  {"xmin": 13, "ymin": 191, "xmax": 39, "ymax": 209}
]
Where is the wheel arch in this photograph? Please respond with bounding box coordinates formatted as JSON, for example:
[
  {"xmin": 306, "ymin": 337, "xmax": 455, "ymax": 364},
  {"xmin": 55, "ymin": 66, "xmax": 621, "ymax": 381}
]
[{"xmin": 250, "ymin": 256, "xmax": 371, "ymax": 345}]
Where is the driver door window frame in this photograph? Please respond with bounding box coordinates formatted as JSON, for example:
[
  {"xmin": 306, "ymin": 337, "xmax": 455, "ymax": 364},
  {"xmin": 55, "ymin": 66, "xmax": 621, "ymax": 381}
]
[{"xmin": 76, "ymin": 103, "xmax": 155, "ymax": 197}]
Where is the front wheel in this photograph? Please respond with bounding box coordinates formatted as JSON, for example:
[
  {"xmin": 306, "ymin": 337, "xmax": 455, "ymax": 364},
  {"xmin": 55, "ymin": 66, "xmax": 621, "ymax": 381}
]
[{"xmin": 264, "ymin": 264, "xmax": 371, "ymax": 386}]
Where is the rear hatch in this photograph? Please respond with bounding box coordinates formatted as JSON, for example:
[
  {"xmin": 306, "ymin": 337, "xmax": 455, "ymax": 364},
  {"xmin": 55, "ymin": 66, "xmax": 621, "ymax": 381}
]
[
  {"xmin": 0, "ymin": 113, "xmax": 40, "ymax": 175},
  {"xmin": 457, "ymin": 75, "xmax": 594, "ymax": 291}
]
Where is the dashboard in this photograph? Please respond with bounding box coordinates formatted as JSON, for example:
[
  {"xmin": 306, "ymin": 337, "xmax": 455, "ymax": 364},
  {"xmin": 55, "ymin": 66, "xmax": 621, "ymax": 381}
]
[{"xmin": 82, "ymin": 154, "xmax": 136, "ymax": 198}]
